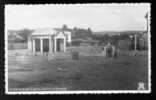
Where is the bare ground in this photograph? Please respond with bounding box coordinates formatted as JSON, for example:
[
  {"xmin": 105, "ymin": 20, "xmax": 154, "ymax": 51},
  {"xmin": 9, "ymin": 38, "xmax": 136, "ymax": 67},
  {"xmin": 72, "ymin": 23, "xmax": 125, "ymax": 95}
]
[{"xmin": 7, "ymin": 51, "xmax": 148, "ymax": 91}]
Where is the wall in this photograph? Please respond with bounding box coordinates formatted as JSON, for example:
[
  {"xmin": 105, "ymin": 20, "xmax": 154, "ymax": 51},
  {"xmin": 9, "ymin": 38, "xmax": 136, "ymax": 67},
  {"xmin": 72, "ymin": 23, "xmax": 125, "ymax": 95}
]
[
  {"xmin": 118, "ymin": 39, "xmax": 131, "ymax": 50},
  {"xmin": 8, "ymin": 43, "xmax": 28, "ymax": 50}
]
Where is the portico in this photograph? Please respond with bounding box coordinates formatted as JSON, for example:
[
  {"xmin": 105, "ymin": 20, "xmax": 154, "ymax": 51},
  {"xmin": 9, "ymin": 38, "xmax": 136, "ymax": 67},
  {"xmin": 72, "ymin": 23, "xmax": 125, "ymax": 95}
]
[{"xmin": 28, "ymin": 28, "xmax": 71, "ymax": 54}]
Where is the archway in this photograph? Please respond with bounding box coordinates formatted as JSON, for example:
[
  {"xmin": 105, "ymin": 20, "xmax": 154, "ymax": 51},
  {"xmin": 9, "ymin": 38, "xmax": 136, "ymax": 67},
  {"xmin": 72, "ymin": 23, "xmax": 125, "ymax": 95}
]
[
  {"xmin": 106, "ymin": 46, "xmax": 113, "ymax": 57},
  {"xmin": 56, "ymin": 38, "xmax": 64, "ymax": 52}
]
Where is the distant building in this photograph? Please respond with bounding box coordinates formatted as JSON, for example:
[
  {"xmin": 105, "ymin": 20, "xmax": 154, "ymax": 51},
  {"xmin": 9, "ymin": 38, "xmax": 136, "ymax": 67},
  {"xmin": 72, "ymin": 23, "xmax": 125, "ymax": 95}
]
[
  {"xmin": 129, "ymin": 32, "xmax": 148, "ymax": 50},
  {"xmin": 27, "ymin": 28, "xmax": 72, "ymax": 54},
  {"xmin": 138, "ymin": 32, "xmax": 148, "ymax": 50}
]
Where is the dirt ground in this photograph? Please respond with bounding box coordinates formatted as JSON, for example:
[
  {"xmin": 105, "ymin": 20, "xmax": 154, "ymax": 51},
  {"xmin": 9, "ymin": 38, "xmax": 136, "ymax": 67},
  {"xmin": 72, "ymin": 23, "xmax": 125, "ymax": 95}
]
[{"xmin": 7, "ymin": 48, "xmax": 148, "ymax": 91}]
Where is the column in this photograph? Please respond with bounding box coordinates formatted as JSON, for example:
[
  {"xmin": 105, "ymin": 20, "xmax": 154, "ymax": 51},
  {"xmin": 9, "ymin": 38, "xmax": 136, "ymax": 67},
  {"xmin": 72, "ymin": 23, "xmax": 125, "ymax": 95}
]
[
  {"xmin": 112, "ymin": 46, "xmax": 115, "ymax": 57},
  {"xmin": 134, "ymin": 34, "xmax": 137, "ymax": 51},
  {"xmin": 51, "ymin": 38, "xmax": 53, "ymax": 52},
  {"xmin": 103, "ymin": 47, "xmax": 106, "ymax": 57},
  {"xmin": 105, "ymin": 47, "xmax": 107, "ymax": 57},
  {"xmin": 27, "ymin": 37, "xmax": 30, "ymax": 50},
  {"xmin": 64, "ymin": 37, "xmax": 66, "ymax": 52},
  {"xmin": 54, "ymin": 38, "xmax": 56, "ymax": 52},
  {"xmin": 40, "ymin": 38, "xmax": 43, "ymax": 53},
  {"xmin": 49, "ymin": 36, "xmax": 52, "ymax": 53},
  {"xmin": 32, "ymin": 39, "xmax": 35, "ymax": 53},
  {"xmin": 30, "ymin": 38, "xmax": 32, "ymax": 50},
  {"xmin": 31, "ymin": 39, "xmax": 33, "ymax": 52}
]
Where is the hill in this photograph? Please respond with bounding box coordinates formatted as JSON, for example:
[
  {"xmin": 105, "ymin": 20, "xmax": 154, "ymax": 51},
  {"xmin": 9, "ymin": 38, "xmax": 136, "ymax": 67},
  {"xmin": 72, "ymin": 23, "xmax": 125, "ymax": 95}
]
[{"xmin": 93, "ymin": 30, "xmax": 146, "ymax": 36}]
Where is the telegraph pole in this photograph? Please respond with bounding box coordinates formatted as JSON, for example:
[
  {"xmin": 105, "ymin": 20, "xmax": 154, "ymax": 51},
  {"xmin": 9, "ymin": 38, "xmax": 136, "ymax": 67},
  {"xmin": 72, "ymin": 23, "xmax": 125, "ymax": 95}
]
[
  {"xmin": 134, "ymin": 34, "xmax": 137, "ymax": 51},
  {"xmin": 145, "ymin": 12, "xmax": 148, "ymax": 33},
  {"xmin": 144, "ymin": 12, "xmax": 148, "ymax": 50}
]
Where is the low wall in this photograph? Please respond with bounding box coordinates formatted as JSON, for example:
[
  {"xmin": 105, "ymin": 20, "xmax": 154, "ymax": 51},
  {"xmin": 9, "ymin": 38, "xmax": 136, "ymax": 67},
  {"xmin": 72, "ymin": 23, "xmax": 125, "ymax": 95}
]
[{"xmin": 8, "ymin": 42, "xmax": 28, "ymax": 50}]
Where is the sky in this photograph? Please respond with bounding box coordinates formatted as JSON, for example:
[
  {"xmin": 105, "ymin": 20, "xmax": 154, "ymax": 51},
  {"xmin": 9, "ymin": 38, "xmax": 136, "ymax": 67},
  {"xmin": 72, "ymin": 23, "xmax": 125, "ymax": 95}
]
[{"xmin": 5, "ymin": 4, "xmax": 150, "ymax": 32}]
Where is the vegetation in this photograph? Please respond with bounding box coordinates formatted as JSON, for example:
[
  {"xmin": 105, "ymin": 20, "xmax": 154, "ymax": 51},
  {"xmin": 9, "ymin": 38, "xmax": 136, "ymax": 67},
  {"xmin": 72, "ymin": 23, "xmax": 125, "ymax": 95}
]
[
  {"xmin": 7, "ymin": 26, "xmax": 147, "ymax": 51},
  {"xmin": 72, "ymin": 27, "xmax": 92, "ymax": 39},
  {"xmin": 8, "ymin": 29, "xmax": 34, "ymax": 43},
  {"xmin": 18, "ymin": 29, "xmax": 34, "ymax": 42}
]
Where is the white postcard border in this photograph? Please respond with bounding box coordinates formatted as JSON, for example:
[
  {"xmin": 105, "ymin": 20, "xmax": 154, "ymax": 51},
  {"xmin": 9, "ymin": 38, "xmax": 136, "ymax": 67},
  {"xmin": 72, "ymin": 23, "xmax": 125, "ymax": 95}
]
[{"xmin": 5, "ymin": 3, "xmax": 151, "ymax": 94}]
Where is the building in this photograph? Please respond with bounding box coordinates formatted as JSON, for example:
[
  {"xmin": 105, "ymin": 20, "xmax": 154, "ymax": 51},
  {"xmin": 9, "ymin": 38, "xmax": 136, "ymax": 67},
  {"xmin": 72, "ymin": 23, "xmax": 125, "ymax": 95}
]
[
  {"xmin": 129, "ymin": 32, "xmax": 148, "ymax": 50},
  {"xmin": 103, "ymin": 43, "xmax": 115, "ymax": 57},
  {"xmin": 27, "ymin": 28, "xmax": 72, "ymax": 54},
  {"xmin": 137, "ymin": 32, "xmax": 148, "ymax": 50}
]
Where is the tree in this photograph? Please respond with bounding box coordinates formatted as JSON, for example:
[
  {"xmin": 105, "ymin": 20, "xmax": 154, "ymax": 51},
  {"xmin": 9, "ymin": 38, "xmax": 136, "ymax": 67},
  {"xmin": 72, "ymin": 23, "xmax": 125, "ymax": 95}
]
[
  {"xmin": 18, "ymin": 29, "xmax": 34, "ymax": 42},
  {"xmin": 73, "ymin": 27, "xmax": 78, "ymax": 31},
  {"xmin": 72, "ymin": 27, "xmax": 78, "ymax": 38},
  {"xmin": 62, "ymin": 24, "xmax": 68, "ymax": 29},
  {"xmin": 72, "ymin": 26, "xmax": 93, "ymax": 38},
  {"xmin": 87, "ymin": 28, "xmax": 92, "ymax": 34}
]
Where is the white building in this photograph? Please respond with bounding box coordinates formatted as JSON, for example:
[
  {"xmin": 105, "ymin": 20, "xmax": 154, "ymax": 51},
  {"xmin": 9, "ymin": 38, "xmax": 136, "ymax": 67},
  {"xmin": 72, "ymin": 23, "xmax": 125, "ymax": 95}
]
[{"xmin": 27, "ymin": 28, "xmax": 72, "ymax": 54}]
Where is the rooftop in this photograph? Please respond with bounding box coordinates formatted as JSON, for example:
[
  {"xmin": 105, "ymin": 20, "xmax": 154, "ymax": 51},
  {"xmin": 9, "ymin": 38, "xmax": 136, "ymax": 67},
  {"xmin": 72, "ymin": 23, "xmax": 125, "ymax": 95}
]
[
  {"xmin": 31, "ymin": 27, "xmax": 73, "ymax": 36},
  {"xmin": 31, "ymin": 28, "xmax": 56, "ymax": 36}
]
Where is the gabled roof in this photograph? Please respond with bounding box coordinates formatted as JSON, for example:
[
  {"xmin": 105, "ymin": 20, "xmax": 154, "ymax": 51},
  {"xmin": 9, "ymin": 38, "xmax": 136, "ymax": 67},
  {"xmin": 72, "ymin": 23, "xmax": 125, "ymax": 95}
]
[{"xmin": 31, "ymin": 28, "xmax": 56, "ymax": 36}]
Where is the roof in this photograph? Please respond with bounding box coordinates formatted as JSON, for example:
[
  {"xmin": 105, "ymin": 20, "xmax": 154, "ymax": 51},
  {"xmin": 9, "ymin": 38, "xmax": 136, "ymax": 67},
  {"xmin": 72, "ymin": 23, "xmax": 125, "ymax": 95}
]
[{"xmin": 31, "ymin": 28, "xmax": 56, "ymax": 36}]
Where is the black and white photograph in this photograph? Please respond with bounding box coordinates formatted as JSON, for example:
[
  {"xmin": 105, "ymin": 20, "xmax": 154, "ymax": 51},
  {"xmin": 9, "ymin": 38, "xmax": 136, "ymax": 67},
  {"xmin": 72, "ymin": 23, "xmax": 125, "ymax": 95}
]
[{"xmin": 5, "ymin": 3, "xmax": 151, "ymax": 94}]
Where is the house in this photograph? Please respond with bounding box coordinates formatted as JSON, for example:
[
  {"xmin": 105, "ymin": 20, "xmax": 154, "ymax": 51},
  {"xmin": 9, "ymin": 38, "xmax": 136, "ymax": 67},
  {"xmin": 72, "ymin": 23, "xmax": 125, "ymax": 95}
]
[{"xmin": 27, "ymin": 28, "xmax": 72, "ymax": 54}]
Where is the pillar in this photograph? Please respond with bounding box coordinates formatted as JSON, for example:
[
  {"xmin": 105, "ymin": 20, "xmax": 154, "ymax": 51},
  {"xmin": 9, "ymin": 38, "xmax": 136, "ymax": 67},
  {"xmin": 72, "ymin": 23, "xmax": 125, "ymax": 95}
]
[
  {"xmin": 103, "ymin": 47, "xmax": 106, "ymax": 57},
  {"xmin": 51, "ymin": 38, "xmax": 54, "ymax": 52},
  {"xmin": 64, "ymin": 37, "xmax": 66, "ymax": 52},
  {"xmin": 54, "ymin": 38, "xmax": 57, "ymax": 52},
  {"xmin": 27, "ymin": 37, "xmax": 31, "ymax": 50},
  {"xmin": 134, "ymin": 34, "xmax": 137, "ymax": 51},
  {"xmin": 32, "ymin": 39, "xmax": 35, "ymax": 53},
  {"xmin": 31, "ymin": 38, "xmax": 33, "ymax": 52},
  {"xmin": 49, "ymin": 36, "xmax": 52, "ymax": 53},
  {"xmin": 49, "ymin": 36, "xmax": 53, "ymax": 53},
  {"xmin": 112, "ymin": 46, "xmax": 115, "ymax": 57},
  {"xmin": 40, "ymin": 38, "xmax": 43, "ymax": 53}
]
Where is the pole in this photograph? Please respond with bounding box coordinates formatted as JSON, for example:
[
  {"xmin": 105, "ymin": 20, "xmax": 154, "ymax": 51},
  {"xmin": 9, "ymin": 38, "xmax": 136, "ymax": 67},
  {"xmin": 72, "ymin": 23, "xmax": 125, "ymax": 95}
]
[
  {"xmin": 134, "ymin": 34, "xmax": 137, "ymax": 51},
  {"xmin": 147, "ymin": 12, "xmax": 148, "ymax": 33},
  {"xmin": 145, "ymin": 12, "xmax": 148, "ymax": 33}
]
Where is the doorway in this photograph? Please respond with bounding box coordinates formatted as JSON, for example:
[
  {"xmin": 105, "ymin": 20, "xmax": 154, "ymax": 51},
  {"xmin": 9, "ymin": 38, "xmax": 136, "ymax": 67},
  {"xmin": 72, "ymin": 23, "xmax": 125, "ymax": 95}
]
[
  {"xmin": 43, "ymin": 39, "xmax": 49, "ymax": 52},
  {"xmin": 35, "ymin": 39, "xmax": 40, "ymax": 52},
  {"xmin": 106, "ymin": 46, "xmax": 113, "ymax": 57},
  {"xmin": 56, "ymin": 38, "xmax": 64, "ymax": 52}
]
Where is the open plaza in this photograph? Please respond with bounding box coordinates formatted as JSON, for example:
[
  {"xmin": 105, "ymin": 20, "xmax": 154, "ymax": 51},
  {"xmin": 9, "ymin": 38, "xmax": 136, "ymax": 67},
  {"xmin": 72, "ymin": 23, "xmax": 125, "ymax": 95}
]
[{"xmin": 7, "ymin": 45, "xmax": 148, "ymax": 91}]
